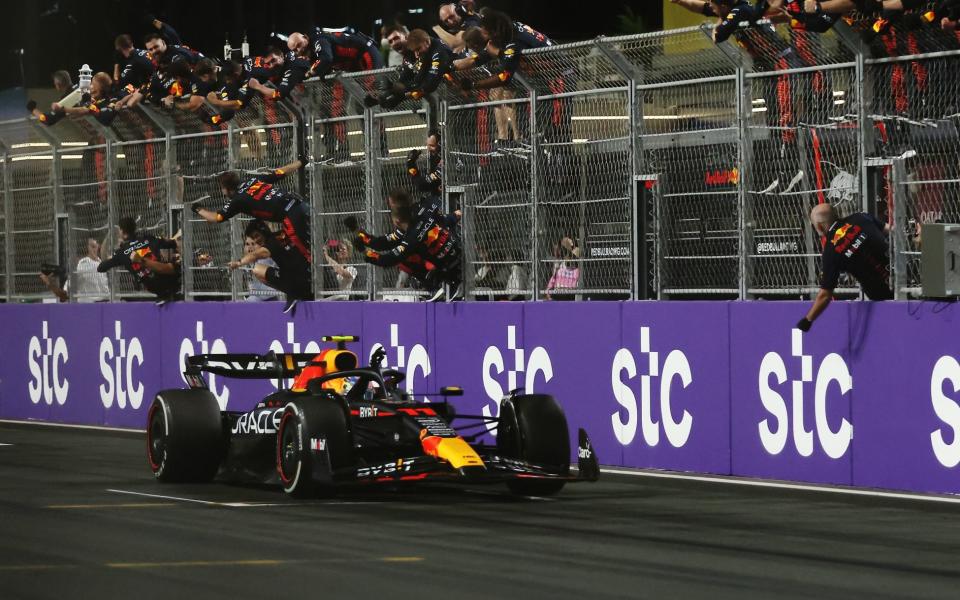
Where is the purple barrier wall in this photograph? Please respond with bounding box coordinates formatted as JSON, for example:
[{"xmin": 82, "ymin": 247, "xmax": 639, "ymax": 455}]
[{"xmin": 2, "ymin": 300, "xmax": 960, "ymax": 496}]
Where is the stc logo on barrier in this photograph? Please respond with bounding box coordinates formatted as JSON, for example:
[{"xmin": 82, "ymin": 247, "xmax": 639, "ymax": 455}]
[
  {"xmin": 28, "ymin": 321, "xmax": 69, "ymax": 406},
  {"xmin": 930, "ymin": 356, "xmax": 960, "ymax": 468},
  {"xmin": 179, "ymin": 322, "xmax": 230, "ymax": 409},
  {"xmin": 758, "ymin": 329, "xmax": 853, "ymax": 459},
  {"xmin": 482, "ymin": 326, "xmax": 553, "ymax": 435},
  {"xmin": 368, "ymin": 324, "xmax": 431, "ymax": 402},
  {"xmin": 99, "ymin": 321, "xmax": 144, "ymax": 410},
  {"xmin": 611, "ymin": 326, "xmax": 693, "ymax": 448}
]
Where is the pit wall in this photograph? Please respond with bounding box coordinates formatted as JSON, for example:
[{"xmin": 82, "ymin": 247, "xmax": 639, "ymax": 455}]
[{"xmin": 2, "ymin": 300, "xmax": 959, "ymax": 495}]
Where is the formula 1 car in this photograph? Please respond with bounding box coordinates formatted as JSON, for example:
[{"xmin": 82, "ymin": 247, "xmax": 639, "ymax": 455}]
[{"xmin": 146, "ymin": 336, "xmax": 599, "ymax": 497}]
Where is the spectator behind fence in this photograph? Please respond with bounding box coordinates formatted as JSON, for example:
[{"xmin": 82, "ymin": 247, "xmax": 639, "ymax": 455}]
[
  {"xmin": 505, "ymin": 250, "xmax": 528, "ymax": 300},
  {"xmin": 69, "ymin": 237, "xmax": 111, "ymax": 302},
  {"xmin": 546, "ymin": 237, "xmax": 581, "ymax": 301},
  {"xmin": 322, "ymin": 239, "xmax": 358, "ymax": 300},
  {"xmin": 796, "ymin": 204, "xmax": 893, "ymax": 332},
  {"xmin": 241, "ymin": 231, "xmax": 280, "ymax": 302}
]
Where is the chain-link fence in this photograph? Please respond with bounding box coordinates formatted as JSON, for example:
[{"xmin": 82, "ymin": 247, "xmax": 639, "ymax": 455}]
[{"xmin": 2, "ymin": 9, "xmax": 958, "ymax": 302}]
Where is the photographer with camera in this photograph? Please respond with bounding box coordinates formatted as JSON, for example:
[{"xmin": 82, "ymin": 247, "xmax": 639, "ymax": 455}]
[{"xmin": 39, "ymin": 237, "xmax": 110, "ymax": 303}]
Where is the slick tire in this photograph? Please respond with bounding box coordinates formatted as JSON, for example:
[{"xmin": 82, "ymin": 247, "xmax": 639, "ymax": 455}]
[
  {"xmin": 498, "ymin": 394, "xmax": 570, "ymax": 496},
  {"xmin": 276, "ymin": 397, "xmax": 353, "ymax": 498},
  {"xmin": 147, "ymin": 389, "xmax": 225, "ymax": 483}
]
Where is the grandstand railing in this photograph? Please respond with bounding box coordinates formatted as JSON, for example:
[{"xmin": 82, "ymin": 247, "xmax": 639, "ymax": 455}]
[{"xmin": 1, "ymin": 12, "xmax": 957, "ymax": 302}]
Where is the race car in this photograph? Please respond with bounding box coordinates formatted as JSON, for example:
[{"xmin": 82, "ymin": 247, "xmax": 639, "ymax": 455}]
[{"xmin": 146, "ymin": 335, "xmax": 599, "ymax": 497}]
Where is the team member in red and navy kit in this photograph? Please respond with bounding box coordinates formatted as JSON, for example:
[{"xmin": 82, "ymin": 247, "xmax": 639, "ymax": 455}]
[
  {"xmin": 267, "ymin": 27, "xmax": 385, "ymax": 100},
  {"xmin": 797, "ymin": 204, "xmax": 893, "ymax": 332},
  {"xmin": 230, "ymin": 220, "xmax": 313, "ymax": 314},
  {"xmin": 364, "ymin": 29, "xmax": 455, "ymax": 109},
  {"xmin": 98, "ymin": 217, "xmax": 182, "ymax": 303},
  {"xmin": 353, "ymin": 190, "xmax": 463, "ymax": 301},
  {"xmin": 195, "ymin": 157, "xmax": 311, "ymax": 267},
  {"xmin": 113, "ymin": 34, "xmax": 155, "ymax": 95}
]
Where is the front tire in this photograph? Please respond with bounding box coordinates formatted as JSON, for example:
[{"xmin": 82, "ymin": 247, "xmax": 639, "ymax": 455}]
[
  {"xmin": 147, "ymin": 389, "xmax": 224, "ymax": 482},
  {"xmin": 276, "ymin": 396, "xmax": 353, "ymax": 498},
  {"xmin": 498, "ymin": 394, "xmax": 570, "ymax": 496}
]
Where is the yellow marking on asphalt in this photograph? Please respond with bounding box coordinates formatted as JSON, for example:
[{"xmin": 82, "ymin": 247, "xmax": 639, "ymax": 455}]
[
  {"xmin": 47, "ymin": 502, "xmax": 177, "ymax": 509},
  {"xmin": 381, "ymin": 557, "xmax": 424, "ymax": 562}
]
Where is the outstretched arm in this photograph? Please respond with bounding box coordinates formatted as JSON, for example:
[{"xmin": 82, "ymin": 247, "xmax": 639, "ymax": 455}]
[{"xmin": 797, "ymin": 288, "xmax": 833, "ymax": 331}]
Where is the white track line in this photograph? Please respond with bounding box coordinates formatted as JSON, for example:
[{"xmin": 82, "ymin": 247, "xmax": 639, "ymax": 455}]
[
  {"xmin": 600, "ymin": 468, "xmax": 960, "ymax": 505},
  {"xmin": 0, "ymin": 419, "xmax": 143, "ymax": 434},
  {"xmin": 0, "ymin": 443, "xmax": 12, "ymax": 447},
  {"xmin": 107, "ymin": 489, "xmax": 225, "ymax": 506}
]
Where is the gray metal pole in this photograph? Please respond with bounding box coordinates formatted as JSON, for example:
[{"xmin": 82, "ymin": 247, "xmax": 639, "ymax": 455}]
[
  {"xmin": 594, "ymin": 39, "xmax": 643, "ymax": 299},
  {"xmin": 2, "ymin": 154, "xmax": 11, "ymax": 301}
]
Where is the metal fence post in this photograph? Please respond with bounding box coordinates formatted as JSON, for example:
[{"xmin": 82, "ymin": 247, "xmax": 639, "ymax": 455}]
[
  {"xmin": 511, "ymin": 73, "xmax": 539, "ymax": 301},
  {"xmin": 706, "ymin": 26, "xmax": 750, "ymax": 300},
  {"xmin": 2, "ymin": 153, "xmax": 10, "ymax": 301},
  {"xmin": 595, "ymin": 38, "xmax": 643, "ymax": 299}
]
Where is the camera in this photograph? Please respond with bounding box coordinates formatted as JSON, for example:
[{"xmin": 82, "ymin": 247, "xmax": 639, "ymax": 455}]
[{"xmin": 40, "ymin": 263, "xmax": 67, "ymax": 279}]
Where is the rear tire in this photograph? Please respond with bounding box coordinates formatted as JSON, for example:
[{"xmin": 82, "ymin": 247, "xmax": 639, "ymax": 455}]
[
  {"xmin": 276, "ymin": 396, "xmax": 353, "ymax": 498},
  {"xmin": 497, "ymin": 394, "xmax": 570, "ymax": 496},
  {"xmin": 147, "ymin": 389, "xmax": 224, "ymax": 483}
]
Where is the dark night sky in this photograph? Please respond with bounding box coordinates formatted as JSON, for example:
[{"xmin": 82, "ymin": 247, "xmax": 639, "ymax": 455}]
[{"xmin": 0, "ymin": 0, "xmax": 661, "ymax": 91}]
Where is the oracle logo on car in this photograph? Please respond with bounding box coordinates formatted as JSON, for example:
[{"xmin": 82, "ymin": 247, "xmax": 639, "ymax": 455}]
[
  {"xmin": 28, "ymin": 321, "xmax": 69, "ymax": 406},
  {"xmin": 368, "ymin": 323, "xmax": 431, "ymax": 402},
  {"xmin": 482, "ymin": 325, "xmax": 553, "ymax": 435},
  {"xmin": 930, "ymin": 356, "xmax": 960, "ymax": 468},
  {"xmin": 611, "ymin": 326, "xmax": 693, "ymax": 448},
  {"xmin": 179, "ymin": 321, "xmax": 230, "ymax": 409},
  {"xmin": 758, "ymin": 329, "xmax": 853, "ymax": 459},
  {"xmin": 99, "ymin": 320, "xmax": 144, "ymax": 410}
]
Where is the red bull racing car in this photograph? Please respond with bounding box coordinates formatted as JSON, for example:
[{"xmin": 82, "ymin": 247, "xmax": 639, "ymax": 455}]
[{"xmin": 147, "ymin": 336, "xmax": 599, "ymax": 497}]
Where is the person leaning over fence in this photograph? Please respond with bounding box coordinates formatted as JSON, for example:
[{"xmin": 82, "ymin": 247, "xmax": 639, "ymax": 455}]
[
  {"xmin": 194, "ymin": 156, "xmax": 311, "ymax": 266},
  {"xmin": 353, "ymin": 191, "xmax": 463, "ymax": 302},
  {"xmin": 159, "ymin": 58, "xmax": 217, "ymax": 117},
  {"xmin": 229, "ymin": 219, "xmax": 312, "ymax": 315},
  {"xmin": 113, "ymin": 34, "xmax": 155, "ymax": 96},
  {"xmin": 31, "ymin": 72, "xmax": 120, "ymax": 127},
  {"xmin": 455, "ymin": 10, "xmax": 553, "ymax": 91},
  {"xmin": 98, "ymin": 217, "xmax": 182, "ymax": 304},
  {"xmin": 364, "ymin": 28, "xmax": 454, "ymax": 109},
  {"xmin": 796, "ymin": 204, "xmax": 893, "ymax": 332}
]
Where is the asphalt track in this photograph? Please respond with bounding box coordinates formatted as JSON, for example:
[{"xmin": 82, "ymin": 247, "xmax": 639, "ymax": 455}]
[{"xmin": 1, "ymin": 423, "xmax": 959, "ymax": 600}]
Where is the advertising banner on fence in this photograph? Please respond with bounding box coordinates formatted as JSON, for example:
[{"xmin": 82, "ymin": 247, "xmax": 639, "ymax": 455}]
[{"xmin": 3, "ymin": 300, "xmax": 960, "ymax": 496}]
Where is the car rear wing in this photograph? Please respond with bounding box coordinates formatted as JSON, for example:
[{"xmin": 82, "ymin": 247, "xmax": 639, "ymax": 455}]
[{"xmin": 184, "ymin": 353, "xmax": 325, "ymax": 382}]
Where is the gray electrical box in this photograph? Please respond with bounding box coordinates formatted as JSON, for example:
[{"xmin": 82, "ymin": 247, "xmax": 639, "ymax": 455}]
[{"xmin": 922, "ymin": 224, "xmax": 960, "ymax": 298}]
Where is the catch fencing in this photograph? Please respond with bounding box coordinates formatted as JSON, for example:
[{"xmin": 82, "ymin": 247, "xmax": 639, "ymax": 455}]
[{"xmin": 1, "ymin": 10, "xmax": 958, "ymax": 302}]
